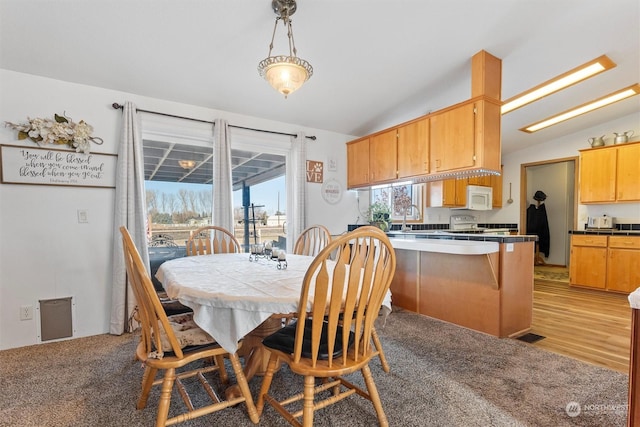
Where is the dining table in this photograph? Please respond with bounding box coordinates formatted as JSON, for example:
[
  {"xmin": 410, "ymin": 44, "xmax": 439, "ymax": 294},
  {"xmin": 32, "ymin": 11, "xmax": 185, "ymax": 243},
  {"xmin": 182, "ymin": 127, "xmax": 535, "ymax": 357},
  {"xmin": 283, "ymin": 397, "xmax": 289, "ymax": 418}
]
[{"xmin": 155, "ymin": 251, "xmax": 392, "ymax": 382}]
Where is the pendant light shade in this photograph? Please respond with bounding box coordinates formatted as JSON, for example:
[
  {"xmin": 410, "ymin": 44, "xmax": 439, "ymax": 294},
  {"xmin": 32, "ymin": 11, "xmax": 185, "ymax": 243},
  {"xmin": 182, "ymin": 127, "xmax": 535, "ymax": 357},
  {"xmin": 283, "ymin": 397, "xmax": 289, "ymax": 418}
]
[{"xmin": 258, "ymin": 0, "xmax": 313, "ymax": 98}]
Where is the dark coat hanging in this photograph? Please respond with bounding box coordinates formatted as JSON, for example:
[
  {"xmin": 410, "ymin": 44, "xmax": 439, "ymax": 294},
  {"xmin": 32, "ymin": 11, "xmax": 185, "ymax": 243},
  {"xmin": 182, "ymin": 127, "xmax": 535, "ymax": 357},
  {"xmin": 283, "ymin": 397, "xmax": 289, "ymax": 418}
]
[{"xmin": 527, "ymin": 202, "xmax": 550, "ymax": 257}]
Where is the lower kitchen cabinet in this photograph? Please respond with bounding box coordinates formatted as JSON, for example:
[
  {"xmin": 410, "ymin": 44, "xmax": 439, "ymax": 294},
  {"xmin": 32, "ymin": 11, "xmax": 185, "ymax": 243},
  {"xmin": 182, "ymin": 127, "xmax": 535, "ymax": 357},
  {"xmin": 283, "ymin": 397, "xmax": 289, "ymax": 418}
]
[
  {"xmin": 570, "ymin": 234, "xmax": 640, "ymax": 293},
  {"xmin": 607, "ymin": 236, "xmax": 640, "ymax": 293},
  {"xmin": 569, "ymin": 235, "xmax": 607, "ymax": 289}
]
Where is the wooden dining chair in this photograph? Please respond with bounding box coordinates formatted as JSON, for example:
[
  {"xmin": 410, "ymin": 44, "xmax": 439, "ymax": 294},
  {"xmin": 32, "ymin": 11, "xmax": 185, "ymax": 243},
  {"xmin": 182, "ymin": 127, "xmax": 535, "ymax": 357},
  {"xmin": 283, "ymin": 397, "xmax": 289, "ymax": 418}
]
[
  {"xmin": 120, "ymin": 226, "xmax": 259, "ymax": 427},
  {"xmin": 280, "ymin": 225, "xmax": 334, "ymax": 328},
  {"xmin": 354, "ymin": 226, "xmax": 393, "ymax": 374},
  {"xmin": 256, "ymin": 226, "xmax": 396, "ymax": 427},
  {"xmin": 291, "ymin": 225, "xmax": 391, "ymax": 372},
  {"xmin": 186, "ymin": 226, "xmax": 241, "ymax": 256},
  {"xmin": 293, "ymin": 224, "xmax": 332, "ymax": 256}
]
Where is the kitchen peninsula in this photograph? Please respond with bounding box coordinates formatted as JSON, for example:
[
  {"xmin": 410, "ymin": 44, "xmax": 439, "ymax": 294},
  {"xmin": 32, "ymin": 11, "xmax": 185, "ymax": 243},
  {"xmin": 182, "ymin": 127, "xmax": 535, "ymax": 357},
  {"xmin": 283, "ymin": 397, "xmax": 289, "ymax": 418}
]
[{"xmin": 386, "ymin": 232, "xmax": 536, "ymax": 338}]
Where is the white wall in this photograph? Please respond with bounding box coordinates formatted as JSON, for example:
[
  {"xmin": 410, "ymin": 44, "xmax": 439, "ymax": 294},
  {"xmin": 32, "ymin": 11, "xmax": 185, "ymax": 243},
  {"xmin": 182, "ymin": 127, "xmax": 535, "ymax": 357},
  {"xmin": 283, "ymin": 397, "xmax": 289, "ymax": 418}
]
[{"xmin": 0, "ymin": 69, "xmax": 357, "ymax": 350}]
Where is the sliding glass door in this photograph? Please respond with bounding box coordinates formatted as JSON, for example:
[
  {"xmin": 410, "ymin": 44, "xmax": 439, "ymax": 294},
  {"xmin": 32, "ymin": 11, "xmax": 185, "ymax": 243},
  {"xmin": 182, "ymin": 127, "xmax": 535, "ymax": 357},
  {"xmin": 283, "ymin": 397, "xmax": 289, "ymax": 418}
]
[{"xmin": 141, "ymin": 117, "xmax": 289, "ymax": 253}]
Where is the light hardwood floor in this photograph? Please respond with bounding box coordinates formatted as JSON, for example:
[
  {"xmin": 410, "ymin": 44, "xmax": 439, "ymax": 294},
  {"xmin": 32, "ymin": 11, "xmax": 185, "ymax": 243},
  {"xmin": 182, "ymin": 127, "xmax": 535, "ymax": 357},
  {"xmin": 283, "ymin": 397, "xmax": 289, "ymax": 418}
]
[{"xmin": 529, "ymin": 274, "xmax": 632, "ymax": 373}]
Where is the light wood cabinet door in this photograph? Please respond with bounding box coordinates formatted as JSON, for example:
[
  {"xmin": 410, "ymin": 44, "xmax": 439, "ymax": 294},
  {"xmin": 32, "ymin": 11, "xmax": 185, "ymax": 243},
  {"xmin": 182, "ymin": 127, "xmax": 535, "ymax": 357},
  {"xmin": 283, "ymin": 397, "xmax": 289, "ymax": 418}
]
[
  {"xmin": 616, "ymin": 143, "xmax": 640, "ymax": 201},
  {"xmin": 454, "ymin": 179, "xmax": 468, "ymax": 206},
  {"xmin": 427, "ymin": 178, "xmax": 467, "ymax": 207},
  {"xmin": 570, "ymin": 245, "xmax": 607, "ymax": 288},
  {"xmin": 369, "ymin": 129, "xmax": 397, "ymax": 183},
  {"xmin": 468, "ymin": 176, "xmax": 491, "ymax": 186},
  {"xmin": 579, "ymin": 147, "xmax": 618, "ymax": 203},
  {"xmin": 430, "ymin": 102, "xmax": 476, "ymax": 173},
  {"xmin": 397, "ymin": 118, "xmax": 429, "ymax": 178},
  {"xmin": 490, "ymin": 168, "xmax": 503, "ymax": 208},
  {"xmin": 607, "ymin": 236, "xmax": 640, "ymax": 293},
  {"xmin": 569, "ymin": 235, "xmax": 608, "ymax": 289},
  {"xmin": 346, "ymin": 137, "xmax": 370, "ymax": 188},
  {"xmin": 607, "ymin": 248, "xmax": 640, "ymax": 293}
]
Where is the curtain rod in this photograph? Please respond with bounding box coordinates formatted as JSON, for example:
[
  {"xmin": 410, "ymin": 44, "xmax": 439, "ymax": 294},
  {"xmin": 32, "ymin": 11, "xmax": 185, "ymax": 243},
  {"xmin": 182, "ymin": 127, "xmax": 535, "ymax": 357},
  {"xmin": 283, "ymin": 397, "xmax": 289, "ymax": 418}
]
[{"xmin": 111, "ymin": 103, "xmax": 316, "ymax": 141}]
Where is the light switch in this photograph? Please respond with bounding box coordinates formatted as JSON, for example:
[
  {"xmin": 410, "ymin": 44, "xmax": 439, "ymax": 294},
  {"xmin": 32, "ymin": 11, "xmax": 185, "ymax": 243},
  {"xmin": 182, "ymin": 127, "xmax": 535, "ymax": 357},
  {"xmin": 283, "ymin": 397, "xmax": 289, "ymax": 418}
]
[{"xmin": 77, "ymin": 209, "xmax": 88, "ymax": 223}]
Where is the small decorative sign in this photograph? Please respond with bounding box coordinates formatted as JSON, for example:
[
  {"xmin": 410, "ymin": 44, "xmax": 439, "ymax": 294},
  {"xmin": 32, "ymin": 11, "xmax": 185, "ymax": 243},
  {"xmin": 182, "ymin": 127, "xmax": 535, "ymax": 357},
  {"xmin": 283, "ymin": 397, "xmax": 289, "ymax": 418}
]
[
  {"xmin": 327, "ymin": 155, "xmax": 337, "ymax": 172},
  {"xmin": 306, "ymin": 160, "xmax": 323, "ymax": 183},
  {"xmin": 0, "ymin": 144, "xmax": 117, "ymax": 188},
  {"xmin": 321, "ymin": 179, "xmax": 342, "ymax": 204}
]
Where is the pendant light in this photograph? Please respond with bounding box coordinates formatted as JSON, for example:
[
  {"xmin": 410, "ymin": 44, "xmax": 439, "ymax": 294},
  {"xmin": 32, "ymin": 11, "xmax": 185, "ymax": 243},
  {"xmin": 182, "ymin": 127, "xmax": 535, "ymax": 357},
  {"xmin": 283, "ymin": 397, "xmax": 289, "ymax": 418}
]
[{"xmin": 258, "ymin": 0, "xmax": 313, "ymax": 98}]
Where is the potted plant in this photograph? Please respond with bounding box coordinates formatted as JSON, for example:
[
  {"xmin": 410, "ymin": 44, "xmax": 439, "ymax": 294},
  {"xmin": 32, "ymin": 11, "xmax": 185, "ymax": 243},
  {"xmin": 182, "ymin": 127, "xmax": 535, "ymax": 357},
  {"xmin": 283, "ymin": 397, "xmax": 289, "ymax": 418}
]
[{"xmin": 367, "ymin": 201, "xmax": 391, "ymax": 231}]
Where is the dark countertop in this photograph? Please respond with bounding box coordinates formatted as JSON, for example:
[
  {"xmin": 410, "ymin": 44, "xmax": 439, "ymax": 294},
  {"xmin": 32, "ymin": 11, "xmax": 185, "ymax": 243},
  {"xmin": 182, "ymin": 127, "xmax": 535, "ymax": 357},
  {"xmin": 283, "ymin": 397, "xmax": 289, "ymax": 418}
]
[
  {"xmin": 386, "ymin": 231, "xmax": 537, "ymax": 243},
  {"xmin": 570, "ymin": 229, "xmax": 640, "ymax": 236},
  {"xmin": 348, "ymin": 223, "xmax": 518, "ymax": 233}
]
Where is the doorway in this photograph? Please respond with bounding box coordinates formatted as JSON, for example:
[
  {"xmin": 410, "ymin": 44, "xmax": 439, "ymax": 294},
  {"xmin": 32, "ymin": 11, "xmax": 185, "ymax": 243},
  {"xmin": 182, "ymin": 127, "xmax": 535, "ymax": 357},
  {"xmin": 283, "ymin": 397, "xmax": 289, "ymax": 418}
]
[{"xmin": 520, "ymin": 156, "xmax": 578, "ymax": 267}]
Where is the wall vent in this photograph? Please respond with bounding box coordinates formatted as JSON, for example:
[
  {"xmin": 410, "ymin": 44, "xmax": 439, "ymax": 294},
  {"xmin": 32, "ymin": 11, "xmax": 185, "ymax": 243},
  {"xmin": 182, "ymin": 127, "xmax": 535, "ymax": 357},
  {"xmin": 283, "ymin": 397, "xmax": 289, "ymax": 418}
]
[{"xmin": 39, "ymin": 297, "xmax": 73, "ymax": 341}]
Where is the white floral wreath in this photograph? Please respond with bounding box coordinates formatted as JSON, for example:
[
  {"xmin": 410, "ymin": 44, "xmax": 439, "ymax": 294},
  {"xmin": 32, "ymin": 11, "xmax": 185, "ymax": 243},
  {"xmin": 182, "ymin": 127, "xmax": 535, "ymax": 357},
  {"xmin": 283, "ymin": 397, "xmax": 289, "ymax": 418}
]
[{"xmin": 5, "ymin": 112, "xmax": 103, "ymax": 154}]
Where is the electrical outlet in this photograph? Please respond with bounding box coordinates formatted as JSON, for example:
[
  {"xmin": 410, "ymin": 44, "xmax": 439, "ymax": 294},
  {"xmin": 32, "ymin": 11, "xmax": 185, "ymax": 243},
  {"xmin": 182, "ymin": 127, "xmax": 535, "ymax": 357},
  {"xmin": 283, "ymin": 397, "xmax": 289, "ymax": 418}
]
[{"xmin": 20, "ymin": 305, "xmax": 33, "ymax": 320}]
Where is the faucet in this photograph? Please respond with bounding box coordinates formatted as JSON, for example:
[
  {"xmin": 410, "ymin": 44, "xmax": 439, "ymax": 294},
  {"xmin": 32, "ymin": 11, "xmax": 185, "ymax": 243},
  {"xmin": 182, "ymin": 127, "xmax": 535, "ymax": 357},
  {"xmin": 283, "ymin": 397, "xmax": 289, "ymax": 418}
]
[{"xmin": 401, "ymin": 204, "xmax": 422, "ymax": 232}]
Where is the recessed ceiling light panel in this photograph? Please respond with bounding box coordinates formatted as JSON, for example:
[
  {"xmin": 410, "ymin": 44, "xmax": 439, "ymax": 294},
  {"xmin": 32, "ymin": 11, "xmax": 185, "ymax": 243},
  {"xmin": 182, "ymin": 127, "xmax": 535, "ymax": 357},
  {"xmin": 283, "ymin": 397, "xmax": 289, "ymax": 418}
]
[
  {"xmin": 520, "ymin": 83, "xmax": 640, "ymax": 133},
  {"xmin": 502, "ymin": 55, "xmax": 616, "ymax": 114}
]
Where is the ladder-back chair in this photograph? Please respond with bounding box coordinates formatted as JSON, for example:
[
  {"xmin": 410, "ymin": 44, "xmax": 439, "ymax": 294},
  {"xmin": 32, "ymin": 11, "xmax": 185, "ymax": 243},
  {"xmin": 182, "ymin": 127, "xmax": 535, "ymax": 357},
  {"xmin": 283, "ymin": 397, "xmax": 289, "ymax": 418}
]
[
  {"xmin": 186, "ymin": 226, "xmax": 241, "ymax": 256},
  {"xmin": 120, "ymin": 226, "xmax": 258, "ymax": 426},
  {"xmin": 257, "ymin": 226, "xmax": 396, "ymax": 427},
  {"xmin": 293, "ymin": 224, "xmax": 332, "ymax": 257}
]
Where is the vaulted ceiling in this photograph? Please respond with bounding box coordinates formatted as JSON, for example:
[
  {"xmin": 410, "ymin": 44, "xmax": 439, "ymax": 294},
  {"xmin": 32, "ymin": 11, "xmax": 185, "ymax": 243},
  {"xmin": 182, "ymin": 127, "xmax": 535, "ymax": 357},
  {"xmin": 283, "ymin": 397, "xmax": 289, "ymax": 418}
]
[{"xmin": 1, "ymin": 0, "xmax": 639, "ymax": 156}]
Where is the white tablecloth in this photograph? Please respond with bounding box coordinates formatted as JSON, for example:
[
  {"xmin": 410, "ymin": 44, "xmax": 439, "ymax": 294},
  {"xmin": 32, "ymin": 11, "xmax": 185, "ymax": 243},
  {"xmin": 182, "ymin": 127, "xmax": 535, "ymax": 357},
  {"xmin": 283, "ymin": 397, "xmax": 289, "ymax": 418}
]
[
  {"xmin": 156, "ymin": 253, "xmax": 392, "ymax": 353},
  {"xmin": 629, "ymin": 287, "xmax": 640, "ymax": 309}
]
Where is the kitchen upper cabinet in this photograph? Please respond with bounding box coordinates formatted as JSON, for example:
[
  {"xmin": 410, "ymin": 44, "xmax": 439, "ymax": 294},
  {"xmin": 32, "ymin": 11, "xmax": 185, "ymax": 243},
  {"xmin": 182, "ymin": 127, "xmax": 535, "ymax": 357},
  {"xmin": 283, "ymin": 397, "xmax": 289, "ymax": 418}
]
[
  {"xmin": 345, "ymin": 50, "xmax": 501, "ymax": 189},
  {"xmin": 569, "ymin": 235, "xmax": 607, "ymax": 289},
  {"xmin": 429, "ymin": 164, "xmax": 503, "ymax": 208},
  {"xmin": 347, "ymin": 118, "xmax": 430, "ymax": 189},
  {"xmin": 369, "ymin": 129, "xmax": 398, "ymax": 183},
  {"xmin": 490, "ymin": 166, "xmax": 503, "ymax": 208},
  {"xmin": 616, "ymin": 142, "xmax": 640, "ymax": 201},
  {"xmin": 346, "ymin": 137, "xmax": 370, "ymax": 188},
  {"xmin": 579, "ymin": 141, "xmax": 640, "ymax": 203},
  {"xmin": 468, "ymin": 176, "xmax": 491, "ymax": 186},
  {"xmin": 430, "ymin": 102, "xmax": 476, "ymax": 172},
  {"xmin": 397, "ymin": 117, "xmax": 430, "ymax": 179},
  {"xmin": 427, "ymin": 178, "xmax": 467, "ymax": 207},
  {"xmin": 429, "ymin": 98, "xmax": 501, "ymax": 175},
  {"xmin": 579, "ymin": 146, "xmax": 617, "ymax": 203}
]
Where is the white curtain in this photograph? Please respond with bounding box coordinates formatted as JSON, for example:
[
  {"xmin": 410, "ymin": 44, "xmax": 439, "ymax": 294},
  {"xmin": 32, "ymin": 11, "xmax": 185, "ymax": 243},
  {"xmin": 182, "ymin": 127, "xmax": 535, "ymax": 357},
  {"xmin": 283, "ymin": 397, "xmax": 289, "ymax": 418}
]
[
  {"xmin": 213, "ymin": 119, "xmax": 234, "ymax": 231},
  {"xmin": 110, "ymin": 102, "xmax": 149, "ymax": 335},
  {"xmin": 286, "ymin": 132, "xmax": 306, "ymax": 252}
]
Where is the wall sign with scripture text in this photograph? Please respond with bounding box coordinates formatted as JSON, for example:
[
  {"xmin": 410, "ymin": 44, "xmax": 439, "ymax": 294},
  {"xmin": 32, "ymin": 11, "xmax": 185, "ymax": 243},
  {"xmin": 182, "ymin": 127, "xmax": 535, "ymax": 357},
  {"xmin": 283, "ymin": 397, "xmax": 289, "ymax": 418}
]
[{"xmin": 0, "ymin": 144, "xmax": 117, "ymax": 188}]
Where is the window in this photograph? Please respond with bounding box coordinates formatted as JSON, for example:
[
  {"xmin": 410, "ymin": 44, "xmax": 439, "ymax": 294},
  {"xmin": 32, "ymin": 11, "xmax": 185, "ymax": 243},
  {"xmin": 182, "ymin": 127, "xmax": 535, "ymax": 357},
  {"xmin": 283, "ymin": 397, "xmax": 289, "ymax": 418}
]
[
  {"xmin": 371, "ymin": 182, "xmax": 424, "ymax": 222},
  {"xmin": 141, "ymin": 118, "xmax": 289, "ymax": 252}
]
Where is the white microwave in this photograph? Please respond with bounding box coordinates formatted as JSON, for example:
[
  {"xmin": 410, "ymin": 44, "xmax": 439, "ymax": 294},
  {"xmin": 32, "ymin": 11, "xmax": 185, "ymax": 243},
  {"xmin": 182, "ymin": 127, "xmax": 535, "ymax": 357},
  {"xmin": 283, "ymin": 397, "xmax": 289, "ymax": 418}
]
[{"xmin": 453, "ymin": 185, "xmax": 493, "ymax": 211}]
